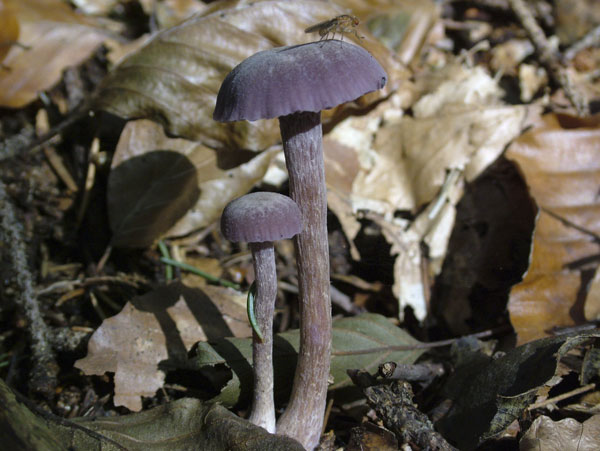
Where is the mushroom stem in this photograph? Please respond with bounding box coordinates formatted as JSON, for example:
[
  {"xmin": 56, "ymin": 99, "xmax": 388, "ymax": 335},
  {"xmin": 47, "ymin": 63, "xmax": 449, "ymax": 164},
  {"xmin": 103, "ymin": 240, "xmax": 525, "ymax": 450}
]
[
  {"xmin": 276, "ymin": 111, "xmax": 331, "ymax": 449},
  {"xmin": 248, "ymin": 241, "xmax": 277, "ymax": 433}
]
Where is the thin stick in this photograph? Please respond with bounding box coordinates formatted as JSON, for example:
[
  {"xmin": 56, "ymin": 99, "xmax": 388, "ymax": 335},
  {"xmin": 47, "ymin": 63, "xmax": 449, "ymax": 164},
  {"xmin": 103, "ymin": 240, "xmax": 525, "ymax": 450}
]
[
  {"xmin": 563, "ymin": 25, "xmax": 600, "ymax": 62},
  {"xmin": 0, "ymin": 180, "xmax": 58, "ymax": 395},
  {"xmin": 527, "ymin": 383, "xmax": 596, "ymax": 411},
  {"xmin": 508, "ymin": 0, "xmax": 589, "ymax": 116}
]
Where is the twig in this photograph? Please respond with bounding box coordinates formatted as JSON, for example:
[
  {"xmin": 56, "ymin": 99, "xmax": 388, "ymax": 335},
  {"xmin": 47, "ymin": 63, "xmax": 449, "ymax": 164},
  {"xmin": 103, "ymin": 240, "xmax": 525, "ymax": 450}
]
[
  {"xmin": 563, "ymin": 25, "xmax": 600, "ymax": 62},
  {"xmin": 379, "ymin": 362, "xmax": 445, "ymax": 381},
  {"xmin": 508, "ymin": 0, "xmax": 589, "ymax": 116},
  {"xmin": 76, "ymin": 136, "xmax": 100, "ymax": 227},
  {"xmin": 527, "ymin": 383, "xmax": 596, "ymax": 411},
  {"xmin": 0, "ymin": 102, "xmax": 90, "ymax": 162},
  {"xmin": 0, "ymin": 180, "xmax": 58, "ymax": 395},
  {"xmin": 36, "ymin": 274, "xmax": 147, "ymax": 296}
]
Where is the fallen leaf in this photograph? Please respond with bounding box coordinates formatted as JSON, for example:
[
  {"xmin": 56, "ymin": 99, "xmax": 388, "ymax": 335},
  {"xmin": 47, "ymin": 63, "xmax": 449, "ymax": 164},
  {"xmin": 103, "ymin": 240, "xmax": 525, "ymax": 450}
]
[
  {"xmin": 192, "ymin": 313, "xmax": 425, "ymax": 406},
  {"xmin": 324, "ymin": 63, "xmax": 530, "ymax": 320},
  {"xmin": 0, "ymin": 1, "xmax": 19, "ymax": 65},
  {"xmin": 0, "ymin": 0, "xmax": 108, "ymax": 108},
  {"xmin": 0, "ymin": 377, "xmax": 303, "ymax": 450},
  {"xmin": 437, "ymin": 331, "xmax": 600, "ymax": 450},
  {"xmin": 109, "ymin": 119, "xmax": 278, "ymax": 247},
  {"xmin": 506, "ymin": 113, "xmax": 600, "ymax": 344},
  {"xmin": 75, "ymin": 281, "xmax": 249, "ymax": 411},
  {"xmin": 364, "ymin": 0, "xmax": 440, "ymax": 65},
  {"xmin": 520, "ymin": 415, "xmax": 600, "ymax": 451},
  {"xmin": 93, "ymin": 0, "xmax": 402, "ymax": 148}
]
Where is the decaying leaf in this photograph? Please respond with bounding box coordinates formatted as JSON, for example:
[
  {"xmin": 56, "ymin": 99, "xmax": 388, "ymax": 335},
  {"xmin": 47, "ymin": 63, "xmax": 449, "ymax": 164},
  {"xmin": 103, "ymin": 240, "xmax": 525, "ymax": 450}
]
[
  {"xmin": 506, "ymin": 114, "xmax": 600, "ymax": 344},
  {"xmin": 437, "ymin": 330, "xmax": 600, "ymax": 450},
  {"xmin": 0, "ymin": 1, "xmax": 19, "ymax": 65},
  {"xmin": 75, "ymin": 280, "xmax": 249, "ymax": 411},
  {"xmin": 520, "ymin": 415, "xmax": 600, "ymax": 451},
  {"xmin": 193, "ymin": 313, "xmax": 425, "ymax": 406},
  {"xmin": 109, "ymin": 119, "xmax": 278, "ymax": 247},
  {"xmin": 0, "ymin": 0, "xmax": 108, "ymax": 108},
  {"xmin": 93, "ymin": 0, "xmax": 402, "ymax": 148},
  {"xmin": 0, "ymin": 378, "xmax": 303, "ymax": 450},
  {"xmin": 324, "ymin": 63, "xmax": 530, "ymax": 319},
  {"xmin": 363, "ymin": 0, "xmax": 440, "ymax": 65}
]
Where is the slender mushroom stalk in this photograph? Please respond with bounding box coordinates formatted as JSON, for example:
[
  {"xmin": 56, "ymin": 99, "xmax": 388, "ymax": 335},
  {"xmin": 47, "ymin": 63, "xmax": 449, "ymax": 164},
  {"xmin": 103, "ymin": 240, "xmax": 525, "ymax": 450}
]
[
  {"xmin": 221, "ymin": 192, "xmax": 302, "ymax": 433},
  {"xmin": 214, "ymin": 40, "xmax": 386, "ymax": 449},
  {"xmin": 276, "ymin": 111, "xmax": 330, "ymax": 444}
]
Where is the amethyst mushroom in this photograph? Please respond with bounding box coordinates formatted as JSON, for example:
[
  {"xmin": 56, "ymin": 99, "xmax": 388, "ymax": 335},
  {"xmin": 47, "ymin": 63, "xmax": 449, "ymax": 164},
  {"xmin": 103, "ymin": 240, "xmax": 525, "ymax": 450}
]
[
  {"xmin": 221, "ymin": 192, "xmax": 302, "ymax": 433},
  {"xmin": 214, "ymin": 40, "xmax": 387, "ymax": 449}
]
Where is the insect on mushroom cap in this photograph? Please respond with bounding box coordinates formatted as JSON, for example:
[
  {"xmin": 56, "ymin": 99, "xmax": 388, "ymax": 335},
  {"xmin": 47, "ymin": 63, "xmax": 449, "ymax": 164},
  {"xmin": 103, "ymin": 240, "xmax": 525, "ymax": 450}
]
[
  {"xmin": 221, "ymin": 192, "xmax": 303, "ymax": 243},
  {"xmin": 213, "ymin": 41, "xmax": 387, "ymax": 122}
]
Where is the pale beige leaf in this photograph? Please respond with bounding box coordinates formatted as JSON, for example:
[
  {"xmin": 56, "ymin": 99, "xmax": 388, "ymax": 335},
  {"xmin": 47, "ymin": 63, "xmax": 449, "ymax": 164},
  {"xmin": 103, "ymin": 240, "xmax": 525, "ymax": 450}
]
[
  {"xmin": 109, "ymin": 119, "xmax": 278, "ymax": 247},
  {"xmin": 584, "ymin": 268, "xmax": 600, "ymax": 321},
  {"xmin": 520, "ymin": 415, "xmax": 600, "ymax": 451},
  {"xmin": 74, "ymin": 281, "xmax": 249, "ymax": 411},
  {"xmin": 71, "ymin": 0, "xmax": 117, "ymax": 15},
  {"xmin": 323, "ymin": 64, "xmax": 528, "ymax": 319},
  {"xmin": 506, "ymin": 114, "xmax": 600, "ymax": 344},
  {"xmin": 94, "ymin": 0, "xmax": 403, "ymax": 147},
  {"xmin": 0, "ymin": 0, "xmax": 108, "ymax": 108}
]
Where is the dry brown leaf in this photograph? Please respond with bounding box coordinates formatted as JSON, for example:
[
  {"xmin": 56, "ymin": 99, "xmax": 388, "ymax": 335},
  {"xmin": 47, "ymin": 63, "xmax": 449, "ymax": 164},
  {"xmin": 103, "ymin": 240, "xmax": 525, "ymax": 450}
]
[
  {"xmin": 94, "ymin": 0, "xmax": 403, "ymax": 148},
  {"xmin": 0, "ymin": 0, "xmax": 108, "ymax": 108},
  {"xmin": 75, "ymin": 280, "xmax": 250, "ymax": 411},
  {"xmin": 520, "ymin": 415, "xmax": 600, "ymax": 451},
  {"xmin": 324, "ymin": 63, "xmax": 528, "ymax": 319},
  {"xmin": 109, "ymin": 119, "xmax": 278, "ymax": 247},
  {"xmin": 506, "ymin": 114, "xmax": 600, "ymax": 344},
  {"xmin": 0, "ymin": 0, "xmax": 19, "ymax": 65}
]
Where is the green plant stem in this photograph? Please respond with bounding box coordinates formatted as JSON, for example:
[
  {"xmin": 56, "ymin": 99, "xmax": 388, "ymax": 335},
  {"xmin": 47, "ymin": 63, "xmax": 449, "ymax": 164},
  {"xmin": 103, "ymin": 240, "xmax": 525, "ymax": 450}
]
[
  {"xmin": 159, "ymin": 257, "xmax": 240, "ymax": 290},
  {"xmin": 246, "ymin": 281, "xmax": 264, "ymax": 342},
  {"xmin": 157, "ymin": 241, "xmax": 173, "ymax": 281}
]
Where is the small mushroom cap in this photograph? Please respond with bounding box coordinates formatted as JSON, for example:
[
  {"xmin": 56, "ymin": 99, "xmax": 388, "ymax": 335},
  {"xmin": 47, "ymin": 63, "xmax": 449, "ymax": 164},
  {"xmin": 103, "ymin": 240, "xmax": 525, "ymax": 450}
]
[
  {"xmin": 213, "ymin": 40, "xmax": 387, "ymax": 122},
  {"xmin": 221, "ymin": 192, "xmax": 302, "ymax": 243}
]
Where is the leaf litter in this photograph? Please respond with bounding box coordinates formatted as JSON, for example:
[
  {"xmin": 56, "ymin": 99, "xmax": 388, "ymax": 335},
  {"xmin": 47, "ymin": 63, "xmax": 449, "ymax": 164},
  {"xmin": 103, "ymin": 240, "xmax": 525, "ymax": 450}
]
[{"xmin": 2, "ymin": 0, "xmax": 600, "ymax": 449}]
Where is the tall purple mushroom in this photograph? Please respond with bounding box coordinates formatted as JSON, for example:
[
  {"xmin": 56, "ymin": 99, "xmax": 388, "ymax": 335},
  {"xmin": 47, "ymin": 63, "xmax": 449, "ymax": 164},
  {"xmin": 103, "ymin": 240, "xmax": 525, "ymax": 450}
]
[
  {"xmin": 221, "ymin": 192, "xmax": 302, "ymax": 433},
  {"xmin": 214, "ymin": 40, "xmax": 387, "ymax": 449}
]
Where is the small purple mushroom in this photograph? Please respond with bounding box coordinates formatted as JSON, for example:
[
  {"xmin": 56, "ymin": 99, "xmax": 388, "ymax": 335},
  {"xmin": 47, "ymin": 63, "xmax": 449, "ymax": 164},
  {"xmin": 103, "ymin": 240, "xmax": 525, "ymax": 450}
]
[
  {"xmin": 221, "ymin": 192, "xmax": 302, "ymax": 433},
  {"xmin": 214, "ymin": 40, "xmax": 386, "ymax": 449}
]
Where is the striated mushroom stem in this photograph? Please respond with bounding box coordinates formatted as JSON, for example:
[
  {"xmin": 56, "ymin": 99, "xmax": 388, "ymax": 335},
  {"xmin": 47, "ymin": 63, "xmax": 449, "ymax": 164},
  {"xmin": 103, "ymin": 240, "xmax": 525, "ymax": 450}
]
[
  {"xmin": 276, "ymin": 111, "xmax": 331, "ymax": 449},
  {"xmin": 248, "ymin": 241, "xmax": 277, "ymax": 432}
]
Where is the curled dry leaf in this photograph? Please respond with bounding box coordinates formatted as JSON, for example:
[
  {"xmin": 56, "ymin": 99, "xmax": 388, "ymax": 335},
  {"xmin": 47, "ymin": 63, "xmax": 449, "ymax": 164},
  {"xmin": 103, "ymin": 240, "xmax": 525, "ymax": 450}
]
[
  {"xmin": 109, "ymin": 119, "xmax": 278, "ymax": 247},
  {"xmin": 75, "ymin": 280, "xmax": 250, "ymax": 411},
  {"xmin": 506, "ymin": 114, "xmax": 600, "ymax": 344},
  {"xmin": 0, "ymin": 0, "xmax": 108, "ymax": 108},
  {"xmin": 94, "ymin": 0, "xmax": 402, "ymax": 148},
  {"xmin": 324, "ymin": 63, "xmax": 529, "ymax": 319}
]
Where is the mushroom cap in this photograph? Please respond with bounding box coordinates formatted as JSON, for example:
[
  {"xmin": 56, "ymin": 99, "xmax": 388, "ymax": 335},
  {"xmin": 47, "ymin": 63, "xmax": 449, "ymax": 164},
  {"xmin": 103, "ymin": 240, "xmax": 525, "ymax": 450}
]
[
  {"xmin": 213, "ymin": 40, "xmax": 387, "ymax": 122},
  {"xmin": 221, "ymin": 192, "xmax": 302, "ymax": 243}
]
